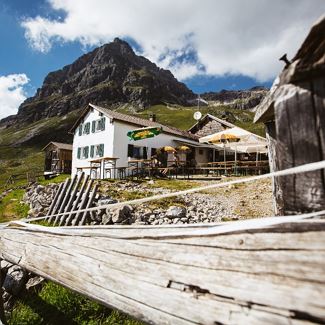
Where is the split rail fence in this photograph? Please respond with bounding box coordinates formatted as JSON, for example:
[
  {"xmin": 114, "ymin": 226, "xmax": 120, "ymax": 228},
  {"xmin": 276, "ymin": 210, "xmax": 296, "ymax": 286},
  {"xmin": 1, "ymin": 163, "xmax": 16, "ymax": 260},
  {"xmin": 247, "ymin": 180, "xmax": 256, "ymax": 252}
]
[{"xmin": 0, "ymin": 161, "xmax": 324, "ymax": 325}]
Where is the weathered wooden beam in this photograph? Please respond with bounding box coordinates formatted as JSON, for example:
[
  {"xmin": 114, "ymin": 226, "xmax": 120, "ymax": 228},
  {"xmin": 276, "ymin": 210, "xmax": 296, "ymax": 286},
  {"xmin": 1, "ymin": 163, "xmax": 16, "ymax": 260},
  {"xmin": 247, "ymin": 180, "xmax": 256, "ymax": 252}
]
[{"xmin": 0, "ymin": 217, "xmax": 324, "ymax": 325}]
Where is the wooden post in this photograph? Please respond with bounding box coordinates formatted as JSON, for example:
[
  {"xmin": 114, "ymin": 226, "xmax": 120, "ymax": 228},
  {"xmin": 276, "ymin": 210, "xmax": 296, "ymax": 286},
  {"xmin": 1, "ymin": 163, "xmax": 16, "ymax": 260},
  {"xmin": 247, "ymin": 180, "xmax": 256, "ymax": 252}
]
[
  {"xmin": 254, "ymin": 16, "xmax": 325, "ymax": 215},
  {"xmin": 0, "ymin": 260, "xmax": 7, "ymax": 325}
]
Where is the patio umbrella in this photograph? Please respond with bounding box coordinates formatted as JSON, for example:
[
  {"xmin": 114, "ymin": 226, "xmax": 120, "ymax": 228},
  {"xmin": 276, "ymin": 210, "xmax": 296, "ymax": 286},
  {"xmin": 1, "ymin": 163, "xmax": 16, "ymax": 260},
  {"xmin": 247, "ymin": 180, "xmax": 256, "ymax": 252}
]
[
  {"xmin": 208, "ymin": 133, "xmax": 240, "ymax": 144},
  {"xmin": 202, "ymin": 132, "xmax": 240, "ymax": 167},
  {"xmin": 127, "ymin": 126, "xmax": 162, "ymax": 159},
  {"xmin": 159, "ymin": 146, "xmax": 176, "ymax": 153},
  {"xmin": 176, "ymin": 145, "xmax": 191, "ymax": 151},
  {"xmin": 127, "ymin": 126, "xmax": 162, "ymax": 141},
  {"xmin": 199, "ymin": 127, "xmax": 267, "ymax": 172}
]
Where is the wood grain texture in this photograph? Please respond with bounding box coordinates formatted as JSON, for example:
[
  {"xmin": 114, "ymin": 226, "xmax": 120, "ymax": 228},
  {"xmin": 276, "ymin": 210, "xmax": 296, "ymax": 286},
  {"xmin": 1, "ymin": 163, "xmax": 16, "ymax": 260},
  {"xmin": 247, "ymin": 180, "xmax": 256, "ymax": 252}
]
[
  {"xmin": 0, "ymin": 218, "xmax": 324, "ymax": 325},
  {"xmin": 274, "ymin": 83, "xmax": 325, "ymax": 214}
]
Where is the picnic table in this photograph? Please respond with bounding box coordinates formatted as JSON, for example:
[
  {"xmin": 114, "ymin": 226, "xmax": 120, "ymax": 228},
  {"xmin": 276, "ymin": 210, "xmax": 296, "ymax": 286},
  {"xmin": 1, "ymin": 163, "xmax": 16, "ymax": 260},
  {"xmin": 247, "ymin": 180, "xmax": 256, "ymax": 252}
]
[
  {"xmin": 198, "ymin": 160, "xmax": 269, "ymax": 175},
  {"xmin": 89, "ymin": 157, "xmax": 119, "ymax": 179}
]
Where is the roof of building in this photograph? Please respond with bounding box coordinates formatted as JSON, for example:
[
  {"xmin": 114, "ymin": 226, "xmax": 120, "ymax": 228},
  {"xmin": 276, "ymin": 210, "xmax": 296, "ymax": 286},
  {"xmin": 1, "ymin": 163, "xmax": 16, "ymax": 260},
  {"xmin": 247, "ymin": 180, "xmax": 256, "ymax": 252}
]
[
  {"xmin": 188, "ymin": 113, "xmax": 236, "ymax": 133},
  {"xmin": 70, "ymin": 103, "xmax": 199, "ymax": 141},
  {"xmin": 254, "ymin": 15, "xmax": 325, "ymax": 123},
  {"xmin": 42, "ymin": 142, "xmax": 73, "ymax": 151}
]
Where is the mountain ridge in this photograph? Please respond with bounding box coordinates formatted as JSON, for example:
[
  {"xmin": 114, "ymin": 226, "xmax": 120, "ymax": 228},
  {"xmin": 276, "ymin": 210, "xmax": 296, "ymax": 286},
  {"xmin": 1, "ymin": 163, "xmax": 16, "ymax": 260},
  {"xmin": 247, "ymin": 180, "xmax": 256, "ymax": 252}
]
[
  {"xmin": 1, "ymin": 38, "xmax": 268, "ymax": 129},
  {"xmin": 1, "ymin": 38, "xmax": 195, "ymax": 127}
]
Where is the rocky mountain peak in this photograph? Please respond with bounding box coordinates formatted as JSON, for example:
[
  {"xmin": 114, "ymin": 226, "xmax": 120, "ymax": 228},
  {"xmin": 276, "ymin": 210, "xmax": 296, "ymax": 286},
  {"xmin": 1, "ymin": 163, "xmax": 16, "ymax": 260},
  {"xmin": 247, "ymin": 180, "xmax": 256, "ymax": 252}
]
[{"xmin": 2, "ymin": 38, "xmax": 194, "ymax": 126}]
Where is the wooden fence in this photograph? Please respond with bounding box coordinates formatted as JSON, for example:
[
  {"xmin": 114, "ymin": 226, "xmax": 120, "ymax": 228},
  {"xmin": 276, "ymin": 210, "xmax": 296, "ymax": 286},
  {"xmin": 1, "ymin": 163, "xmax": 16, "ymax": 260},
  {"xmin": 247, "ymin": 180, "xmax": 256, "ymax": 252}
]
[
  {"xmin": 0, "ymin": 215, "xmax": 324, "ymax": 325},
  {"xmin": 2, "ymin": 170, "xmax": 43, "ymax": 189}
]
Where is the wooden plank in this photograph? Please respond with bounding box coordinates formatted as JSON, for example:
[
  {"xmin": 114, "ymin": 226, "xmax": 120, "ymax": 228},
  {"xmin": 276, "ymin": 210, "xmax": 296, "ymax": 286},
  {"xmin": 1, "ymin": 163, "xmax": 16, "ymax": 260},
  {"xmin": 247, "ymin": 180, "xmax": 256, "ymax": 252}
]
[
  {"xmin": 59, "ymin": 174, "xmax": 86, "ymax": 226},
  {"xmin": 63, "ymin": 175, "xmax": 90, "ymax": 226},
  {"xmin": 312, "ymin": 77, "xmax": 325, "ymax": 183},
  {"xmin": 76, "ymin": 182, "xmax": 97, "ymax": 226},
  {"xmin": 274, "ymin": 84, "xmax": 325, "ymax": 213},
  {"xmin": 47, "ymin": 182, "xmax": 64, "ymax": 217},
  {"xmin": 70, "ymin": 179, "xmax": 94, "ymax": 226},
  {"xmin": 0, "ymin": 218, "xmax": 324, "ymax": 325},
  {"xmin": 48, "ymin": 178, "xmax": 70, "ymax": 223},
  {"xmin": 53, "ymin": 175, "xmax": 77, "ymax": 225}
]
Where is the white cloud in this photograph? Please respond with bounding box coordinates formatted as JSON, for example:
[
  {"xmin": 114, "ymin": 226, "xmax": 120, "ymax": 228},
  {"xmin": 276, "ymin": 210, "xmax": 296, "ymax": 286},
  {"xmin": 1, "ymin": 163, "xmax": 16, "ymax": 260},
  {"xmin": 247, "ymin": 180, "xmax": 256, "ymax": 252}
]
[
  {"xmin": 0, "ymin": 74, "xmax": 29, "ymax": 120},
  {"xmin": 21, "ymin": 0, "xmax": 325, "ymax": 82}
]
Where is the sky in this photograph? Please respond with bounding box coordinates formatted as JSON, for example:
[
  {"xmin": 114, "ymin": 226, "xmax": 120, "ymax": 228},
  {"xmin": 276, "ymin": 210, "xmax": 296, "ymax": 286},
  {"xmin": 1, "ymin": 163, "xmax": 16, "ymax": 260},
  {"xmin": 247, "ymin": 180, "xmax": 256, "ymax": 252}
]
[{"xmin": 0, "ymin": 0, "xmax": 324, "ymax": 119}]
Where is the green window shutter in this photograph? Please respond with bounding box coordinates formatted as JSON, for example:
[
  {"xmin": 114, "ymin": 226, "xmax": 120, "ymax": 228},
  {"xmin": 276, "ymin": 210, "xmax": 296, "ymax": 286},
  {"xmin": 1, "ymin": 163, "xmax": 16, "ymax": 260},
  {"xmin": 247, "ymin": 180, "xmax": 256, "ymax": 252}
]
[
  {"xmin": 128, "ymin": 144, "xmax": 134, "ymax": 157},
  {"xmin": 101, "ymin": 117, "xmax": 106, "ymax": 131},
  {"xmin": 99, "ymin": 144, "xmax": 104, "ymax": 157},
  {"xmin": 90, "ymin": 145, "xmax": 94, "ymax": 158},
  {"xmin": 84, "ymin": 146, "xmax": 89, "ymax": 159},
  {"xmin": 77, "ymin": 148, "xmax": 81, "ymax": 159},
  {"xmin": 92, "ymin": 121, "xmax": 96, "ymax": 133},
  {"xmin": 78, "ymin": 125, "xmax": 83, "ymax": 136},
  {"xmin": 143, "ymin": 147, "xmax": 148, "ymax": 159},
  {"xmin": 85, "ymin": 122, "xmax": 90, "ymax": 134}
]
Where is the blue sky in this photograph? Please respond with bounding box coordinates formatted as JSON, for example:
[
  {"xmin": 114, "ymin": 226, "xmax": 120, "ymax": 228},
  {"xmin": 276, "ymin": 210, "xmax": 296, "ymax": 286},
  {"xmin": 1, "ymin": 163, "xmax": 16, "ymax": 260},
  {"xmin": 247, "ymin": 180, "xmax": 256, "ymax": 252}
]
[{"xmin": 0, "ymin": 0, "xmax": 324, "ymax": 119}]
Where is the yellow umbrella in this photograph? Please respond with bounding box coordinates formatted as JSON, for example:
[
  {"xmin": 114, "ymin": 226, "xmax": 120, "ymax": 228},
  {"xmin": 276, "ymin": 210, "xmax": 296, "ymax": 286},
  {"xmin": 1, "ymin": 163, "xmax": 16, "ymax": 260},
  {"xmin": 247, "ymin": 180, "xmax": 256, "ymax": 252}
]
[
  {"xmin": 158, "ymin": 146, "xmax": 176, "ymax": 153},
  {"xmin": 209, "ymin": 133, "xmax": 240, "ymax": 174},
  {"xmin": 209, "ymin": 133, "xmax": 240, "ymax": 144},
  {"xmin": 176, "ymin": 145, "xmax": 191, "ymax": 151}
]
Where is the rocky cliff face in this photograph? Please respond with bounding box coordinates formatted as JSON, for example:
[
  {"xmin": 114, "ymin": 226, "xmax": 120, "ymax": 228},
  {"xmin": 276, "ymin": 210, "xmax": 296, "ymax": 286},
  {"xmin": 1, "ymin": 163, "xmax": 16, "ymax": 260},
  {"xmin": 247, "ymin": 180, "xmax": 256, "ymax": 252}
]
[
  {"xmin": 201, "ymin": 86, "xmax": 268, "ymax": 111},
  {"xmin": 2, "ymin": 38, "xmax": 194, "ymax": 126}
]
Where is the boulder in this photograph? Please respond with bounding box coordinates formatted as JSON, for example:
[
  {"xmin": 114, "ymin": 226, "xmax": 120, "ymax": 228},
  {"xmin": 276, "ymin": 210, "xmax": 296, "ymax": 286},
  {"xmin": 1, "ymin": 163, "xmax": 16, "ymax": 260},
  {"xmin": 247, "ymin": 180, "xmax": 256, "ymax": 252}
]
[
  {"xmin": 2, "ymin": 265, "xmax": 27, "ymax": 295},
  {"xmin": 98, "ymin": 197, "xmax": 118, "ymax": 206},
  {"xmin": 111, "ymin": 205, "xmax": 133, "ymax": 223},
  {"xmin": 26, "ymin": 276, "xmax": 45, "ymax": 292},
  {"xmin": 166, "ymin": 206, "xmax": 186, "ymax": 219},
  {"xmin": 102, "ymin": 213, "xmax": 112, "ymax": 225}
]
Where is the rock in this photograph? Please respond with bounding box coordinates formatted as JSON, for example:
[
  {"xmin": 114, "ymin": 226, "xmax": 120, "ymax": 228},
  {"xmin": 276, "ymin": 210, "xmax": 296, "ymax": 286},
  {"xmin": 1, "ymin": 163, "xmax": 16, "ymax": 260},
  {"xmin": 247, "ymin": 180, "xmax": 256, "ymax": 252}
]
[
  {"xmin": 27, "ymin": 208, "xmax": 37, "ymax": 218},
  {"xmin": 98, "ymin": 197, "xmax": 118, "ymax": 206},
  {"xmin": 35, "ymin": 185, "xmax": 45, "ymax": 194},
  {"xmin": 3, "ymin": 265, "xmax": 27, "ymax": 295},
  {"xmin": 3, "ymin": 38, "xmax": 194, "ymax": 129},
  {"xmin": 102, "ymin": 213, "xmax": 112, "ymax": 225},
  {"xmin": 26, "ymin": 276, "xmax": 44, "ymax": 292},
  {"xmin": 111, "ymin": 205, "xmax": 133, "ymax": 223},
  {"xmin": 166, "ymin": 206, "xmax": 186, "ymax": 219}
]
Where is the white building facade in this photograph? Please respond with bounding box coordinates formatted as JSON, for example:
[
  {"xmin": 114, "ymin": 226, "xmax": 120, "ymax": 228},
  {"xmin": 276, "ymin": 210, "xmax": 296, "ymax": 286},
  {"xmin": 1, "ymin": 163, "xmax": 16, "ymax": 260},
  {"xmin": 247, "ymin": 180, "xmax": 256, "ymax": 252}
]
[{"xmin": 71, "ymin": 103, "xmax": 212, "ymax": 178}]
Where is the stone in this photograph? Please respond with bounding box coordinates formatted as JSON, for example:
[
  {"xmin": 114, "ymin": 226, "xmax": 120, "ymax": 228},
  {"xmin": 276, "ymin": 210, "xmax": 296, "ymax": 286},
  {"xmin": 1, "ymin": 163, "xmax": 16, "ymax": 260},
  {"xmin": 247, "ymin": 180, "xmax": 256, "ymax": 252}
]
[
  {"xmin": 27, "ymin": 209, "xmax": 37, "ymax": 217},
  {"xmin": 98, "ymin": 197, "xmax": 118, "ymax": 206},
  {"xmin": 166, "ymin": 206, "xmax": 186, "ymax": 219},
  {"xmin": 102, "ymin": 213, "xmax": 112, "ymax": 225},
  {"xmin": 111, "ymin": 205, "xmax": 133, "ymax": 223},
  {"xmin": 35, "ymin": 185, "xmax": 45, "ymax": 194},
  {"xmin": 26, "ymin": 276, "xmax": 44, "ymax": 292},
  {"xmin": 3, "ymin": 265, "xmax": 27, "ymax": 296}
]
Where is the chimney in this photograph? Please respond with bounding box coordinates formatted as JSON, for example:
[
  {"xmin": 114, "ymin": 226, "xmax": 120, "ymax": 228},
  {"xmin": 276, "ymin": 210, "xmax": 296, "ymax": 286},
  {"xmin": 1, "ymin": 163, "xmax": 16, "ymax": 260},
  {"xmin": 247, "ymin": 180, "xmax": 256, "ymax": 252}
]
[{"xmin": 149, "ymin": 113, "xmax": 156, "ymax": 122}]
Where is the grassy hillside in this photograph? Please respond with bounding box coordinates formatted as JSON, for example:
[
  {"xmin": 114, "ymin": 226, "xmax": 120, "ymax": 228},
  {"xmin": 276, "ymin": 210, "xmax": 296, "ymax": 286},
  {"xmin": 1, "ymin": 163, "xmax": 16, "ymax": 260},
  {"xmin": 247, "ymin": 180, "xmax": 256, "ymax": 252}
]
[
  {"xmin": 0, "ymin": 110, "xmax": 80, "ymax": 188},
  {"xmin": 118, "ymin": 104, "xmax": 265, "ymax": 136}
]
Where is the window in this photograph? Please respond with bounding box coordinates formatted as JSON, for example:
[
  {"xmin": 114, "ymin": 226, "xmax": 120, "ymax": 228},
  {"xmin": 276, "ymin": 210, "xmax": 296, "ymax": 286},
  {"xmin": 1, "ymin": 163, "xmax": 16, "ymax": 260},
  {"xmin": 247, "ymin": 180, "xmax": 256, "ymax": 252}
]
[
  {"xmin": 78, "ymin": 124, "xmax": 83, "ymax": 136},
  {"xmin": 151, "ymin": 148, "xmax": 157, "ymax": 156},
  {"xmin": 77, "ymin": 146, "xmax": 89, "ymax": 159},
  {"xmin": 127, "ymin": 144, "xmax": 147, "ymax": 159},
  {"xmin": 90, "ymin": 144, "xmax": 104, "ymax": 158},
  {"xmin": 82, "ymin": 146, "xmax": 89, "ymax": 159},
  {"xmin": 83, "ymin": 122, "xmax": 90, "ymax": 135},
  {"xmin": 199, "ymin": 149, "xmax": 204, "ymax": 155},
  {"xmin": 91, "ymin": 117, "xmax": 106, "ymax": 133},
  {"xmin": 95, "ymin": 144, "xmax": 104, "ymax": 157}
]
